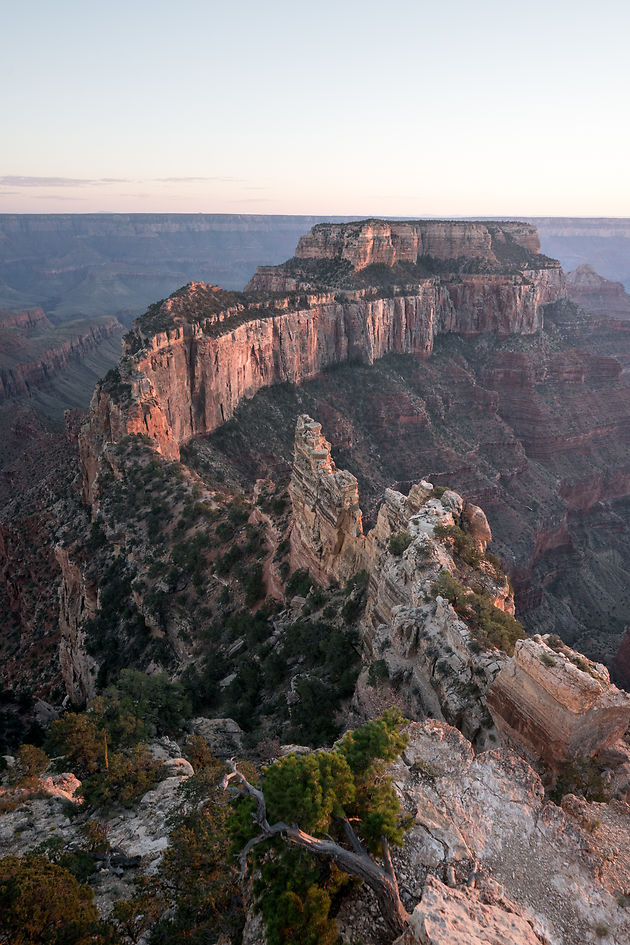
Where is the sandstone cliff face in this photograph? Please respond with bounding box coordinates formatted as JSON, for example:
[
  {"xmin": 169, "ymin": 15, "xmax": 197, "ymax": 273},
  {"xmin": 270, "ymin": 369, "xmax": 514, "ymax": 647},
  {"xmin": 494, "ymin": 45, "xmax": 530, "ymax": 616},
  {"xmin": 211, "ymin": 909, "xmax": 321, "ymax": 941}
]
[
  {"xmin": 79, "ymin": 220, "xmax": 564, "ymax": 502},
  {"xmin": 291, "ymin": 219, "xmax": 541, "ymax": 269},
  {"xmin": 487, "ymin": 635, "xmax": 630, "ymax": 767},
  {"xmin": 289, "ymin": 416, "xmax": 364, "ymax": 584}
]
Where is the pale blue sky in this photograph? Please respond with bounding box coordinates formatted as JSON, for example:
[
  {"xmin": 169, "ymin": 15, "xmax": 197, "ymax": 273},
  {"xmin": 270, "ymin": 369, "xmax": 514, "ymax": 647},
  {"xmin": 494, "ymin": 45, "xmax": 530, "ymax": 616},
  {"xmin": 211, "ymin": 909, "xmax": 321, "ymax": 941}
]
[{"xmin": 2, "ymin": 0, "xmax": 629, "ymax": 215}]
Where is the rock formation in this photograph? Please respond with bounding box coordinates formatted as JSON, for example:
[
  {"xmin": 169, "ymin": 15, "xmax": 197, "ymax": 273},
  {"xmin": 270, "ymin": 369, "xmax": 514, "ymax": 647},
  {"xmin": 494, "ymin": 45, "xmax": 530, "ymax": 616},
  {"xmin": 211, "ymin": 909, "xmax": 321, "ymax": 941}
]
[
  {"xmin": 78, "ymin": 220, "xmax": 564, "ymax": 502},
  {"xmin": 487, "ymin": 634, "xmax": 630, "ymax": 766},
  {"xmin": 566, "ymin": 264, "xmax": 630, "ymax": 318},
  {"xmin": 289, "ymin": 414, "xmax": 515, "ymax": 744},
  {"xmin": 289, "ymin": 416, "xmax": 364, "ymax": 584},
  {"xmin": 395, "ymin": 875, "xmax": 548, "ymax": 945},
  {"xmin": 386, "ymin": 719, "xmax": 630, "ymax": 945},
  {"xmin": 252, "ymin": 219, "xmax": 545, "ymax": 281}
]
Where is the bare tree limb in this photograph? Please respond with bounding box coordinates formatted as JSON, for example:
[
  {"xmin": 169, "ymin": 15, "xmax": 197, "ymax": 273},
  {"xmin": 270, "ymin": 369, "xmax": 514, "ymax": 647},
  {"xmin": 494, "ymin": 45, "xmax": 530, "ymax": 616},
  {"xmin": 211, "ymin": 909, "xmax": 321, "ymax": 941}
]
[
  {"xmin": 339, "ymin": 816, "xmax": 368, "ymax": 858},
  {"xmin": 224, "ymin": 761, "xmax": 411, "ymax": 935}
]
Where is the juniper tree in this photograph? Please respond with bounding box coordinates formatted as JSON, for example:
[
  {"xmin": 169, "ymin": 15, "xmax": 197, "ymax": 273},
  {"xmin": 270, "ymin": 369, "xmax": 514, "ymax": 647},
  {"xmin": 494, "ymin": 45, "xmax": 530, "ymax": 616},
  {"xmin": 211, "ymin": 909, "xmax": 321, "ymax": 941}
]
[{"xmin": 225, "ymin": 708, "xmax": 411, "ymax": 938}]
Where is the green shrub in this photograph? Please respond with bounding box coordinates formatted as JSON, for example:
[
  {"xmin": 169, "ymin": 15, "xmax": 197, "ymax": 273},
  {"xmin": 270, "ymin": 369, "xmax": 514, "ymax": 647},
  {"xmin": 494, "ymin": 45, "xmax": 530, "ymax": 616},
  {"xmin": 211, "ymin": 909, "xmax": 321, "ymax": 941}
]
[
  {"xmin": 0, "ymin": 854, "xmax": 108, "ymax": 945},
  {"xmin": 433, "ymin": 571, "xmax": 525, "ymax": 656},
  {"xmin": 549, "ymin": 759, "xmax": 609, "ymax": 805},
  {"xmin": 368, "ymin": 660, "xmax": 390, "ymax": 687},
  {"xmin": 230, "ymin": 711, "xmax": 408, "ymax": 945},
  {"xmin": 389, "ymin": 531, "xmax": 412, "ymax": 556},
  {"xmin": 244, "ymin": 563, "xmax": 265, "ymax": 606},
  {"xmin": 433, "ymin": 524, "xmax": 481, "ymax": 567},
  {"xmin": 80, "ymin": 745, "xmax": 162, "ymax": 810},
  {"xmin": 286, "ymin": 569, "xmax": 313, "ymax": 598},
  {"xmin": 46, "ymin": 714, "xmax": 106, "ymax": 778},
  {"xmin": 9, "ymin": 745, "xmax": 49, "ymax": 786}
]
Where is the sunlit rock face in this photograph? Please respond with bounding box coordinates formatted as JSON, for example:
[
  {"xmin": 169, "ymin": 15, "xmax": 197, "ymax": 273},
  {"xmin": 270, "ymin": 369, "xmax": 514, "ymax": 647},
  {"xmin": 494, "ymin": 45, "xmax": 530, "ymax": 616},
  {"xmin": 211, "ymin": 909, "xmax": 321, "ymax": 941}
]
[
  {"xmin": 289, "ymin": 415, "xmax": 364, "ymax": 585},
  {"xmin": 388, "ymin": 719, "xmax": 630, "ymax": 945},
  {"xmin": 78, "ymin": 220, "xmax": 564, "ymax": 503},
  {"xmin": 395, "ymin": 875, "xmax": 548, "ymax": 945},
  {"xmin": 487, "ymin": 634, "xmax": 630, "ymax": 766},
  {"xmin": 289, "ymin": 219, "xmax": 542, "ymax": 270}
]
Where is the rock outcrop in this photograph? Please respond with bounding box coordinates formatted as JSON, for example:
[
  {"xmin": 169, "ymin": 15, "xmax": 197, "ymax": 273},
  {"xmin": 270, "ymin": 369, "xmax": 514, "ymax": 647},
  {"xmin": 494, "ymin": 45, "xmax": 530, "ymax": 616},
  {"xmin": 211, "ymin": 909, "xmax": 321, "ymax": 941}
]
[
  {"xmin": 387, "ymin": 719, "xmax": 630, "ymax": 945},
  {"xmin": 566, "ymin": 264, "xmax": 630, "ymax": 318},
  {"xmin": 78, "ymin": 220, "xmax": 564, "ymax": 502},
  {"xmin": 395, "ymin": 875, "xmax": 548, "ymax": 945},
  {"xmin": 289, "ymin": 416, "xmax": 364, "ymax": 584},
  {"xmin": 487, "ymin": 635, "xmax": 630, "ymax": 766},
  {"xmin": 55, "ymin": 545, "xmax": 99, "ymax": 704},
  {"xmin": 289, "ymin": 415, "xmax": 515, "ymax": 743},
  {"xmin": 253, "ymin": 219, "xmax": 545, "ymax": 280}
]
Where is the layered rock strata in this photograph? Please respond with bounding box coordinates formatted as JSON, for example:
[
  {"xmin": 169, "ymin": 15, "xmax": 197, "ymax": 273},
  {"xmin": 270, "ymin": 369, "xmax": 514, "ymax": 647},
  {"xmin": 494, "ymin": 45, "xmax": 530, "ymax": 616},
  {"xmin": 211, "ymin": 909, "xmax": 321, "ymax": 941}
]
[
  {"xmin": 253, "ymin": 219, "xmax": 545, "ymax": 279},
  {"xmin": 79, "ymin": 220, "xmax": 564, "ymax": 502},
  {"xmin": 0, "ymin": 309, "xmax": 122, "ymax": 402},
  {"xmin": 566, "ymin": 264, "xmax": 630, "ymax": 318},
  {"xmin": 487, "ymin": 635, "xmax": 630, "ymax": 766},
  {"xmin": 289, "ymin": 415, "xmax": 512, "ymax": 743}
]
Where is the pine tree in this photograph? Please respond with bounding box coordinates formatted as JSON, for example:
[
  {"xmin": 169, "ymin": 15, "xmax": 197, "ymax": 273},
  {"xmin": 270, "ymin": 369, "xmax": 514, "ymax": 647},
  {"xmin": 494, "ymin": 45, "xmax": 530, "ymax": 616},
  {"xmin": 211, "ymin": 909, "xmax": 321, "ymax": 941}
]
[{"xmin": 226, "ymin": 708, "xmax": 411, "ymax": 938}]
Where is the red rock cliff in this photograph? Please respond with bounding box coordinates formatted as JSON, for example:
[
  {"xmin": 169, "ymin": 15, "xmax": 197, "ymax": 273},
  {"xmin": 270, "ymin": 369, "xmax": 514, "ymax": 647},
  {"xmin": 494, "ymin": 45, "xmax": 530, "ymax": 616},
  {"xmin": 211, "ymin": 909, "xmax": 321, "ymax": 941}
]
[
  {"xmin": 291, "ymin": 219, "xmax": 541, "ymax": 270},
  {"xmin": 79, "ymin": 221, "xmax": 564, "ymax": 502}
]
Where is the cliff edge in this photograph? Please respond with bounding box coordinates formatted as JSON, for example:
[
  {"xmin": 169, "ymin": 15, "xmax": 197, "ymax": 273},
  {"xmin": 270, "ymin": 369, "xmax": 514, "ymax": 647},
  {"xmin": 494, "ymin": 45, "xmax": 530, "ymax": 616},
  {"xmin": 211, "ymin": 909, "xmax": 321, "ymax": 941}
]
[{"xmin": 79, "ymin": 220, "xmax": 565, "ymax": 503}]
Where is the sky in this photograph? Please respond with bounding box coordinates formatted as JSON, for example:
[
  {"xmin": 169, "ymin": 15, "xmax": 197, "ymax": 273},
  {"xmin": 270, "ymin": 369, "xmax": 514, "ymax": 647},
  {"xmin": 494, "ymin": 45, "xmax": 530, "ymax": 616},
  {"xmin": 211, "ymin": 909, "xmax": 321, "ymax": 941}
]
[{"xmin": 1, "ymin": 0, "xmax": 629, "ymax": 216}]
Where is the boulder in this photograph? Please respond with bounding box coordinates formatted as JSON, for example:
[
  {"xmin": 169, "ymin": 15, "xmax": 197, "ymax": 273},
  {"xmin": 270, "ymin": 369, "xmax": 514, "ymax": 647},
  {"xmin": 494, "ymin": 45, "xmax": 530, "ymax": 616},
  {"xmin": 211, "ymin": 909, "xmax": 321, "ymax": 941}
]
[{"xmin": 191, "ymin": 717, "xmax": 244, "ymax": 757}]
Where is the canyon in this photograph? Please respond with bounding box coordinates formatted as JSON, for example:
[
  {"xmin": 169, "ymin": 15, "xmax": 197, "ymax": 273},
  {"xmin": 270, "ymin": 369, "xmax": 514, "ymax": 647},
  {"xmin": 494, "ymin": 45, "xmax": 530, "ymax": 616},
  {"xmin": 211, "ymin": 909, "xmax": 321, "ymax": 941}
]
[
  {"xmin": 0, "ymin": 306, "xmax": 122, "ymax": 406},
  {"xmin": 78, "ymin": 220, "xmax": 563, "ymax": 498},
  {"xmin": 71, "ymin": 219, "xmax": 630, "ymax": 671},
  {"xmin": 4, "ymin": 407, "xmax": 630, "ymax": 945}
]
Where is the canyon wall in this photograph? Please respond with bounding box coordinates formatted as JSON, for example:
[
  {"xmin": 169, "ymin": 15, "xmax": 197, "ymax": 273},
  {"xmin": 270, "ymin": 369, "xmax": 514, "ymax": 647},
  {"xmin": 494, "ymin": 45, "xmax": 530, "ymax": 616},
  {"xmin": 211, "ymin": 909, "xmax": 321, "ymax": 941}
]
[
  {"xmin": 0, "ymin": 311, "xmax": 122, "ymax": 401},
  {"xmin": 79, "ymin": 221, "xmax": 564, "ymax": 502},
  {"xmin": 566, "ymin": 264, "xmax": 630, "ymax": 318}
]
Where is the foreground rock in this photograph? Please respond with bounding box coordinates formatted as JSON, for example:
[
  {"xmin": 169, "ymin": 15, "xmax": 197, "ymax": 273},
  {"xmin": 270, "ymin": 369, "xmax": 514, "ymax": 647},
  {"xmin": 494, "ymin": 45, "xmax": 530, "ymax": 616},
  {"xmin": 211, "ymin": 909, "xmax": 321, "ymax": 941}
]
[
  {"xmin": 395, "ymin": 875, "xmax": 548, "ymax": 945},
  {"xmin": 487, "ymin": 635, "xmax": 630, "ymax": 767},
  {"xmin": 388, "ymin": 720, "xmax": 630, "ymax": 945}
]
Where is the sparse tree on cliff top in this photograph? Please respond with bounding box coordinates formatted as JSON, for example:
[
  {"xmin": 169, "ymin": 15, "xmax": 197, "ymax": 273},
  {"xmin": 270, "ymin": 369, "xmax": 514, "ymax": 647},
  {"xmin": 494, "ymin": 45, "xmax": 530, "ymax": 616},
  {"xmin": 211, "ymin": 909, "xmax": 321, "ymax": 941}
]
[{"xmin": 225, "ymin": 708, "xmax": 411, "ymax": 938}]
